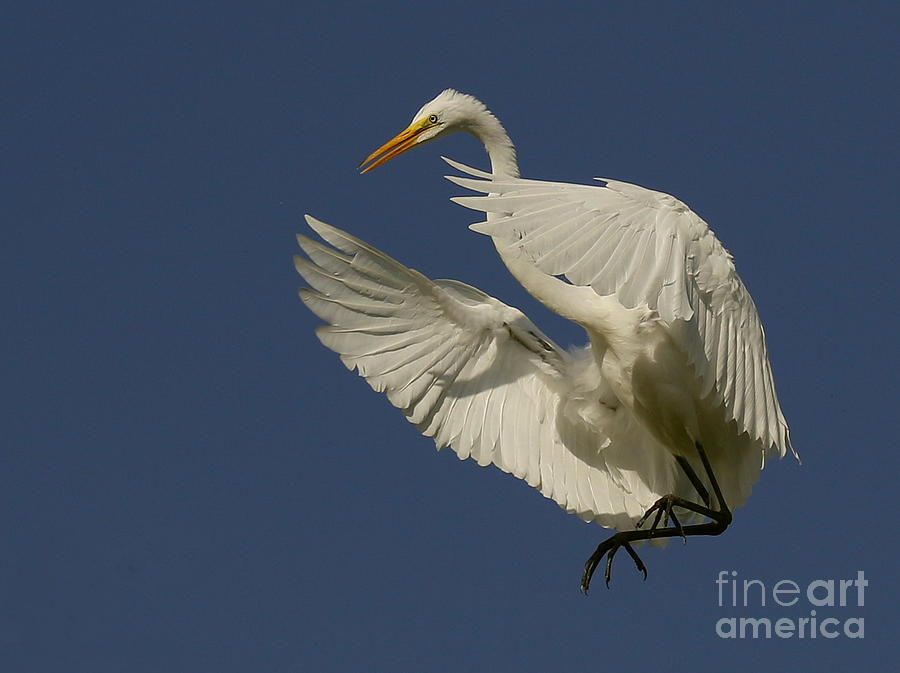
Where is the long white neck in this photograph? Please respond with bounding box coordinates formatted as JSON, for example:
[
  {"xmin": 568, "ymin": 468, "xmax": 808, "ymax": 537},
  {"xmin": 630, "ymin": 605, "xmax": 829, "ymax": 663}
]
[
  {"xmin": 463, "ymin": 109, "xmax": 519, "ymax": 179},
  {"xmin": 457, "ymin": 98, "xmax": 608, "ymax": 331}
]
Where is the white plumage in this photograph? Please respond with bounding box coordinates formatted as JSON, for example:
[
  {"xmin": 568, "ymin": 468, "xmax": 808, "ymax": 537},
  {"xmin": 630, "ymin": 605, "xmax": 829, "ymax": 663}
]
[
  {"xmin": 446, "ymin": 156, "xmax": 792, "ymax": 460},
  {"xmin": 297, "ymin": 89, "xmax": 794, "ymax": 590},
  {"xmin": 297, "ymin": 216, "xmax": 681, "ymax": 532}
]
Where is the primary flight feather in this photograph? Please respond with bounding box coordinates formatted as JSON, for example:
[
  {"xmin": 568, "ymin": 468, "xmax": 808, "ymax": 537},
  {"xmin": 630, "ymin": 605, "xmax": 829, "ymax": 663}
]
[{"xmin": 297, "ymin": 89, "xmax": 794, "ymax": 592}]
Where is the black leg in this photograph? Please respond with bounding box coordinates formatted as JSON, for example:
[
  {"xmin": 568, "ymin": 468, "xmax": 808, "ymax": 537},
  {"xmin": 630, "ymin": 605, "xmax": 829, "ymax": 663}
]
[
  {"xmin": 675, "ymin": 455, "xmax": 710, "ymax": 506},
  {"xmin": 580, "ymin": 441, "xmax": 732, "ymax": 594}
]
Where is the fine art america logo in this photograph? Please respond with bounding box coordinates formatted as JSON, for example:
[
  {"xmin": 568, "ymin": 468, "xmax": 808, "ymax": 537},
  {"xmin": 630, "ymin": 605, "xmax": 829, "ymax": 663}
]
[{"xmin": 715, "ymin": 570, "xmax": 867, "ymax": 639}]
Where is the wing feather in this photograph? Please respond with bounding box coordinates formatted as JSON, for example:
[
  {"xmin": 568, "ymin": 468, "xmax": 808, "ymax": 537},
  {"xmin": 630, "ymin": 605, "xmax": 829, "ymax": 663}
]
[
  {"xmin": 296, "ymin": 215, "xmax": 688, "ymax": 528},
  {"xmin": 445, "ymin": 159, "xmax": 793, "ymax": 459}
]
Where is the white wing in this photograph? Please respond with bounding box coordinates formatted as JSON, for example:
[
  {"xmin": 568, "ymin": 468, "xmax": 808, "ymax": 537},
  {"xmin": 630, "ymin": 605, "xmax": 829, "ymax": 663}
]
[
  {"xmin": 445, "ymin": 158, "xmax": 793, "ymax": 460},
  {"xmin": 295, "ymin": 215, "xmax": 684, "ymax": 529}
]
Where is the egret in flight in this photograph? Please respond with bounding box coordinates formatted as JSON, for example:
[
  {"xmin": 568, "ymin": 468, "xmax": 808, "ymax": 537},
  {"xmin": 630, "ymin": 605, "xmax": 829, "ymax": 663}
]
[{"xmin": 295, "ymin": 89, "xmax": 794, "ymax": 592}]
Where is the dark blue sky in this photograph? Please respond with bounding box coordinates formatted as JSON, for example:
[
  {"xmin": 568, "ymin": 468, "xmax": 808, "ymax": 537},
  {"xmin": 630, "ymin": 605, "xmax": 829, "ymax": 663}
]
[{"xmin": 3, "ymin": 1, "xmax": 897, "ymax": 670}]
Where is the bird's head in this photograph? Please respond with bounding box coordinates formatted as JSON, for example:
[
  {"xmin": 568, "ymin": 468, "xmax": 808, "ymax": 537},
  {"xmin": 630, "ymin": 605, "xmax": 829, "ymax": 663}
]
[{"xmin": 359, "ymin": 89, "xmax": 486, "ymax": 173}]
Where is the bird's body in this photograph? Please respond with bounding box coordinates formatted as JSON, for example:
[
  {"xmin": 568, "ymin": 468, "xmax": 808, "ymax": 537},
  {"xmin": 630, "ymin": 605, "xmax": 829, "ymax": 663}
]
[{"xmin": 297, "ymin": 89, "xmax": 794, "ymax": 590}]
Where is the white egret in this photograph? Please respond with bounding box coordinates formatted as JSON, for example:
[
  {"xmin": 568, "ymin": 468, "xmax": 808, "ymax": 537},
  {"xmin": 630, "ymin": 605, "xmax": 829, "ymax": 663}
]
[{"xmin": 296, "ymin": 89, "xmax": 794, "ymax": 592}]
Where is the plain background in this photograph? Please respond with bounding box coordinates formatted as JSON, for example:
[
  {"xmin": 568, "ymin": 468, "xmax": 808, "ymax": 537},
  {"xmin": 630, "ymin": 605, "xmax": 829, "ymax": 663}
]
[{"xmin": 3, "ymin": 1, "xmax": 897, "ymax": 670}]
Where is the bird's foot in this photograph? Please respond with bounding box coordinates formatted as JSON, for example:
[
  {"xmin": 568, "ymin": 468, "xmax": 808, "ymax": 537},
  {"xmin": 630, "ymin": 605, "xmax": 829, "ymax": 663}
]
[
  {"xmin": 580, "ymin": 533, "xmax": 647, "ymax": 594},
  {"xmin": 636, "ymin": 495, "xmax": 686, "ymax": 543}
]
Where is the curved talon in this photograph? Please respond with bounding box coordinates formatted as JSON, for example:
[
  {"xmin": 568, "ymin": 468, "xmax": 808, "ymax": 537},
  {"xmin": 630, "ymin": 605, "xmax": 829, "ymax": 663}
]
[
  {"xmin": 581, "ymin": 444, "xmax": 733, "ymax": 596},
  {"xmin": 581, "ymin": 551, "xmax": 604, "ymax": 594},
  {"xmin": 581, "ymin": 559, "xmax": 598, "ymax": 595},
  {"xmin": 603, "ymin": 547, "xmax": 616, "ymax": 588},
  {"xmin": 580, "ymin": 535, "xmax": 648, "ymax": 594},
  {"xmin": 618, "ymin": 540, "xmax": 647, "ymax": 582},
  {"xmin": 635, "ymin": 504, "xmax": 654, "ymax": 528},
  {"xmin": 636, "ymin": 495, "xmax": 687, "ymax": 543}
]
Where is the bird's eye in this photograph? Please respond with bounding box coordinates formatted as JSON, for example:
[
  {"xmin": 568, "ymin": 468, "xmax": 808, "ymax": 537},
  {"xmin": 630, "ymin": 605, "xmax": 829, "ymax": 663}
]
[{"xmin": 428, "ymin": 114, "xmax": 439, "ymax": 124}]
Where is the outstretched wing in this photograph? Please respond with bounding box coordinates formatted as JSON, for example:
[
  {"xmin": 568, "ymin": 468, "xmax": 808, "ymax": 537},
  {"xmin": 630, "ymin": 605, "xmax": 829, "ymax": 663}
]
[
  {"xmin": 295, "ymin": 216, "xmax": 681, "ymax": 529},
  {"xmin": 445, "ymin": 158, "xmax": 793, "ymax": 460}
]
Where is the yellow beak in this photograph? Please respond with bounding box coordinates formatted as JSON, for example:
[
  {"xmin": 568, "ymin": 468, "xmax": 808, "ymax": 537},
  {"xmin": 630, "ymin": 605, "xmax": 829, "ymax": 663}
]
[{"xmin": 359, "ymin": 119, "xmax": 431, "ymax": 174}]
